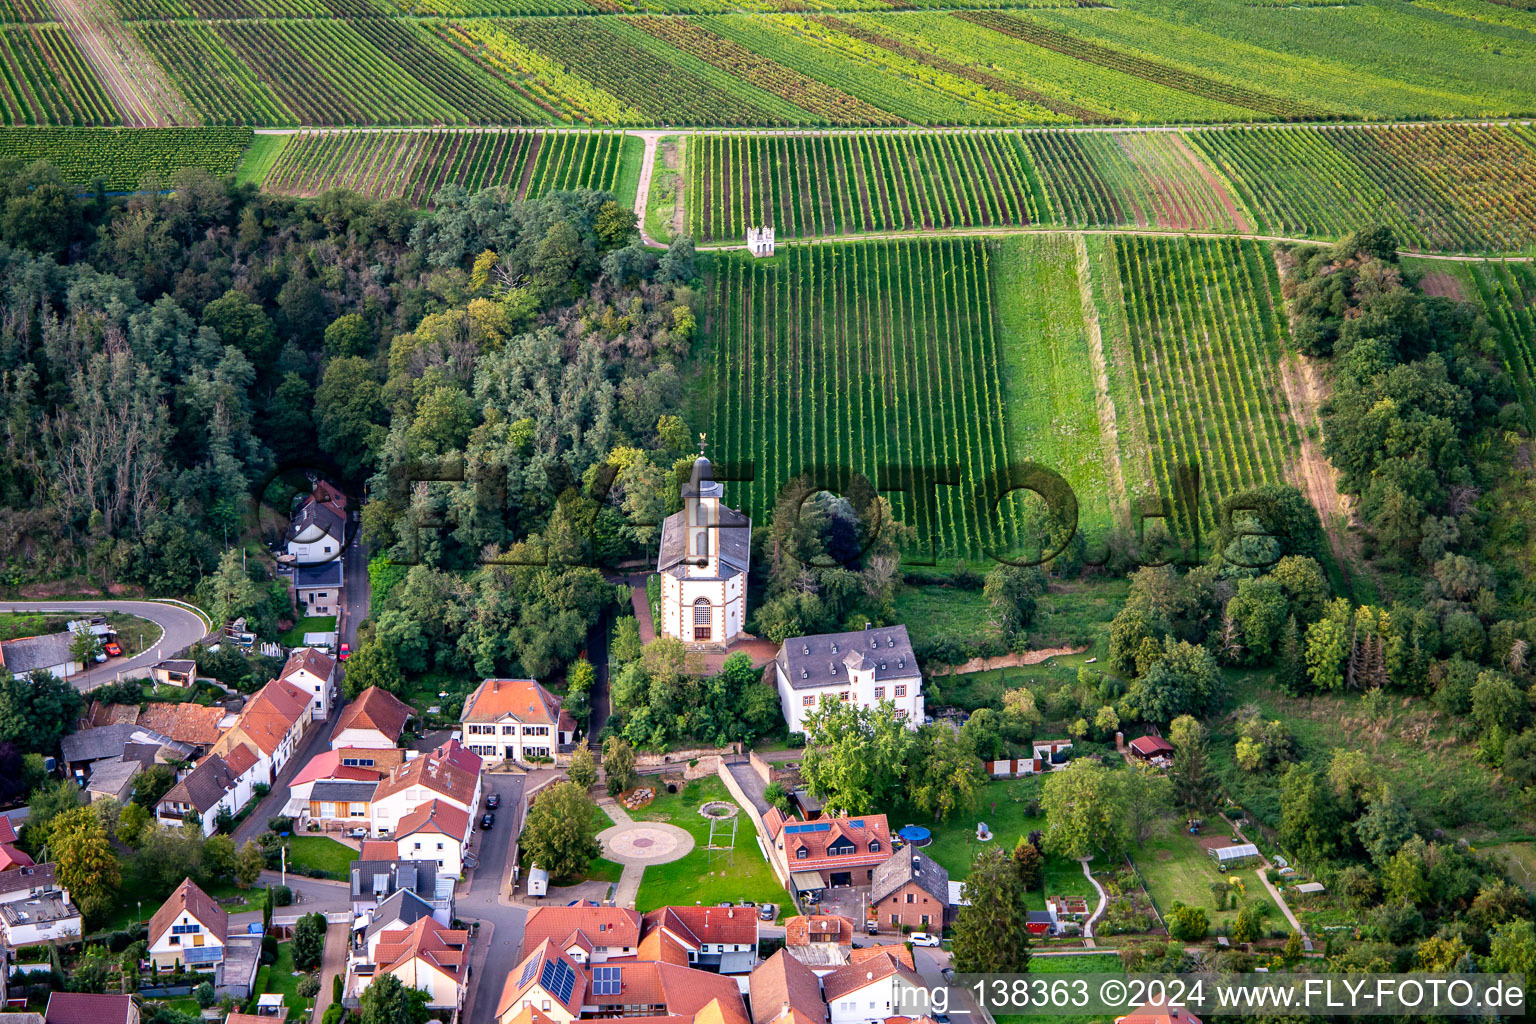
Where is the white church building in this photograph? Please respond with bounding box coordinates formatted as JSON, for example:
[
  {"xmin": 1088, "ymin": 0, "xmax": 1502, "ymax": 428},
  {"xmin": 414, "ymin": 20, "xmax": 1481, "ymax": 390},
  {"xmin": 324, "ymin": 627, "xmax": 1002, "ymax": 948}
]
[{"xmin": 655, "ymin": 451, "xmax": 751, "ymax": 647}]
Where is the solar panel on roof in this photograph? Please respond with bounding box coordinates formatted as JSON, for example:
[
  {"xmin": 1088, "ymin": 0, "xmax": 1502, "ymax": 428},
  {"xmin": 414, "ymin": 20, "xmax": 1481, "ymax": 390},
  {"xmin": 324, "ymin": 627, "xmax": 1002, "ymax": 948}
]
[
  {"xmin": 849, "ymin": 819, "xmax": 865, "ymax": 828},
  {"xmin": 592, "ymin": 966, "xmax": 621, "ymax": 996},
  {"xmin": 517, "ymin": 956, "xmax": 540, "ymax": 989},
  {"xmin": 541, "ymin": 958, "xmax": 576, "ymax": 1003}
]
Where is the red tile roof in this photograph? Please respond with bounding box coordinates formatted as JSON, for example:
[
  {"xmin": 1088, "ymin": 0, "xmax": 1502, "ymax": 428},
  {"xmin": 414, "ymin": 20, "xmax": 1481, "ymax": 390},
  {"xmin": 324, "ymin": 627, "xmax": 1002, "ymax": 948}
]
[
  {"xmin": 45, "ymin": 994, "xmax": 136, "ymax": 1024},
  {"xmin": 335, "ymin": 688, "xmax": 412, "ymax": 742},
  {"xmin": 0, "ymin": 815, "xmax": 16, "ymax": 844},
  {"xmin": 783, "ymin": 915, "xmax": 853, "ymax": 947},
  {"xmin": 280, "ymin": 648, "xmax": 336, "ymax": 684},
  {"xmin": 374, "ymin": 916, "xmax": 470, "ymax": 981},
  {"xmin": 749, "ymin": 949, "xmax": 826, "ymax": 1024},
  {"xmin": 1129, "ymin": 736, "xmax": 1174, "ymax": 758},
  {"xmin": 224, "ymin": 743, "xmax": 259, "ymax": 777},
  {"xmin": 136, "ymin": 703, "xmax": 225, "ymax": 746},
  {"xmin": 522, "ymin": 903, "xmax": 643, "ymax": 956},
  {"xmin": 396, "ymin": 800, "xmax": 471, "ymax": 842},
  {"xmin": 374, "ymin": 743, "xmax": 479, "ymax": 807},
  {"xmin": 1116, "ymin": 1002, "xmax": 1201, "ymax": 1024},
  {"xmin": 229, "ymin": 678, "xmax": 311, "ymax": 756},
  {"xmin": 293, "ymin": 751, "xmax": 384, "ymax": 787},
  {"xmin": 586, "ymin": 962, "xmax": 749, "ymax": 1024},
  {"xmin": 461, "ymin": 678, "xmax": 562, "ymax": 726},
  {"xmin": 0, "ymin": 843, "xmax": 34, "ymax": 871},
  {"xmin": 498, "ymin": 941, "xmax": 588, "ymax": 1019},
  {"xmin": 643, "ymin": 906, "xmax": 758, "ymax": 949},
  {"xmin": 850, "ymin": 945, "xmax": 913, "ymax": 970},
  {"xmin": 774, "ymin": 814, "xmax": 892, "ymax": 872},
  {"xmin": 820, "ymin": 952, "xmax": 920, "ymax": 1004},
  {"xmin": 360, "ymin": 841, "xmax": 398, "ymax": 861},
  {"xmin": 149, "ymin": 878, "xmax": 228, "ymax": 946}
]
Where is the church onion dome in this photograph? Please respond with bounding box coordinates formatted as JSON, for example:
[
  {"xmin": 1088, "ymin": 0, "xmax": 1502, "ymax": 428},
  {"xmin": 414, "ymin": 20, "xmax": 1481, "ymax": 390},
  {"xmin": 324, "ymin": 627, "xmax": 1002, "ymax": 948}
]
[{"xmin": 682, "ymin": 454, "xmax": 723, "ymax": 499}]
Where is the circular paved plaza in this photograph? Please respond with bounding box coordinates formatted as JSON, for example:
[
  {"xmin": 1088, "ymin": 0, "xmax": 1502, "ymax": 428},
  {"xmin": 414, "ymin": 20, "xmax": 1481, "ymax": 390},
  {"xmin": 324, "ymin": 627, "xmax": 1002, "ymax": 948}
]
[{"xmin": 597, "ymin": 822, "xmax": 695, "ymax": 866}]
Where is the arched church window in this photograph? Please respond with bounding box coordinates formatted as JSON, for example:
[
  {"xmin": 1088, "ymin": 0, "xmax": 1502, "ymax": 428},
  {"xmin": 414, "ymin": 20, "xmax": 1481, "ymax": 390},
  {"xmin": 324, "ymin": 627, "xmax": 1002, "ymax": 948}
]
[
  {"xmin": 694, "ymin": 598, "xmax": 711, "ymax": 625},
  {"xmin": 694, "ymin": 532, "xmax": 709, "ymax": 557},
  {"xmin": 694, "ymin": 502, "xmax": 710, "ymax": 526}
]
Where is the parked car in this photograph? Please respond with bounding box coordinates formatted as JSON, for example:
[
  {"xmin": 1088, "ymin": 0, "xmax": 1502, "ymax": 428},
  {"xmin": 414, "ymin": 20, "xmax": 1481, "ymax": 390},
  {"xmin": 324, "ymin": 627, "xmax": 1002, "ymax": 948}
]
[
  {"xmin": 910, "ymin": 933, "xmax": 941, "ymax": 947},
  {"xmin": 758, "ymin": 904, "xmax": 776, "ymax": 921},
  {"xmin": 716, "ymin": 901, "xmax": 733, "ymax": 908},
  {"xmin": 347, "ymin": 827, "xmax": 368, "ymax": 839},
  {"xmin": 103, "ymin": 639, "xmax": 122, "ymax": 658},
  {"xmin": 865, "ymin": 920, "xmax": 878, "ymax": 935},
  {"xmin": 486, "ymin": 793, "xmax": 501, "ymax": 810},
  {"xmin": 338, "ymin": 642, "xmax": 350, "ymax": 661},
  {"xmin": 480, "ymin": 813, "xmax": 495, "ymax": 830}
]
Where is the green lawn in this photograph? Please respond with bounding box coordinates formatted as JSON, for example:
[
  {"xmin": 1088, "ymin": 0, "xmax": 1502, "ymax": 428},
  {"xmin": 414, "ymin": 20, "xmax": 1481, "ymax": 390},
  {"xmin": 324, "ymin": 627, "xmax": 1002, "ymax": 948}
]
[
  {"xmin": 235, "ymin": 133, "xmax": 288, "ymax": 187},
  {"xmin": 96, "ymin": 859, "xmax": 270, "ymax": 934},
  {"xmin": 994, "ymin": 233, "xmax": 1115, "ymax": 536},
  {"xmin": 891, "ymin": 584, "xmax": 996, "ymax": 652},
  {"xmin": 1481, "ymin": 842, "xmax": 1536, "ymax": 892},
  {"xmin": 279, "ymin": 616, "xmax": 336, "ymax": 647},
  {"xmin": 911, "ymin": 779, "xmax": 1096, "ymax": 912},
  {"xmin": 612, "ymin": 132, "xmax": 646, "ymax": 214},
  {"xmin": 285, "ymin": 836, "xmax": 357, "ymax": 879},
  {"xmin": 249, "ymin": 941, "xmax": 311, "ymax": 1017},
  {"xmin": 632, "ymin": 776, "xmax": 788, "ymax": 916},
  {"xmin": 1029, "ymin": 953, "xmax": 1124, "ymax": 973},
  {"xmin": 643, "ymin": 135, "xmax": 683, "ymax": 245},
  {"xmin": 1132, "ymin": 817, "xmax": 1277, "ymax": 933}
]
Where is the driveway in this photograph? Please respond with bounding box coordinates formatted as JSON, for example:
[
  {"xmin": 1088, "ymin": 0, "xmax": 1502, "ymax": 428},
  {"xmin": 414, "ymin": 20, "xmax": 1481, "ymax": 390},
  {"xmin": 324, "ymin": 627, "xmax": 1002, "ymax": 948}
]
[
  {"xmin": 232, "ymin": 710, "xmax": 344, "ymax": 845},
  {"xmin": 0, "ymin": 599, "xmax": 210, "ymax": 691}
]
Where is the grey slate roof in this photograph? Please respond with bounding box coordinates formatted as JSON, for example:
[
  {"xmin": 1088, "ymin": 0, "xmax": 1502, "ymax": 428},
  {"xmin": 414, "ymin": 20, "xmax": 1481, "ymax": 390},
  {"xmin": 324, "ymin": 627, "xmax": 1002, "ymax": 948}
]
[
  {"xmin": 160, "ymin": 753, "xmax": 239, "ymax": 813},
  {"xmin": 0, "ymin": 862, "xmax": 56, "ymax": 897},
  {"xmin": 310, "ymin": 779, "xmax": 378, "ymax": 803},
  {"xmin": 0, "ymin": 631, "xmax": 75, "ymax": 675},
  {"xmin": 84, "ymin": 757, "xmax": 142, "ymax": 800},
  {"xmin": 351, "ymin": 859, "xmax": 439, "ymax": 903},
  {"xmin": 295, "ymin": 562, "xmax": 343, "ymax": 588},
  {"xmin": 776, "ymin": 625, "xmax": 919, "ymax": 690},
  {"xmin": 364, "ymin": 888, "xmax": 436, "ymax": 942},
  {"xmin": 871, "ymin": 848, "xmax": 949, "ymax": 907},
  {"xmin": 286, "ymin": 497, "xmax": 345, "ymax": 545},
  {"xmin": 60, "ymin": 723, "xmax": 194, "ymax": 765}
]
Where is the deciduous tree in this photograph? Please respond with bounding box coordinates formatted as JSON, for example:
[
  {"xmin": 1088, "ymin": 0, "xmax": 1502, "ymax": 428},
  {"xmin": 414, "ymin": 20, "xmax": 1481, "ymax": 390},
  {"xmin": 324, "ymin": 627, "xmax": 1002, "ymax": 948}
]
[{"xmin": 521, "ymin": 781, "xmax": 602, "ymax": 882}]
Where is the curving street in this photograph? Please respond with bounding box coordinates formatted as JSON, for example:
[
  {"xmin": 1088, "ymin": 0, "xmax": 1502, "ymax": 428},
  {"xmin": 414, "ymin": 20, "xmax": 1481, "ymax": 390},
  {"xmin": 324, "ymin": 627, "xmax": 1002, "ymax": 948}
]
[{"xmin": 0, "ymin": 599, "xmax": 211, "ymax": 692}]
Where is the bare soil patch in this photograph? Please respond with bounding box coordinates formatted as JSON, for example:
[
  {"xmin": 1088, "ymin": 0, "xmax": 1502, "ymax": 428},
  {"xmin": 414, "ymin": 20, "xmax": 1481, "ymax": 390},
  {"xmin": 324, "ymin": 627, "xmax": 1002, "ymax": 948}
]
[{"xmin": 1419, "ymin": 270, "xmax": 1466, "ymax": 300}]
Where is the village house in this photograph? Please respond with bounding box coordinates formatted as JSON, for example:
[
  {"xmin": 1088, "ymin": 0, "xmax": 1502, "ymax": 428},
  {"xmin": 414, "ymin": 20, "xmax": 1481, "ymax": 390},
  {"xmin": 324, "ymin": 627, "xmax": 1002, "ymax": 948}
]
[
  {"xmin": 774, "ymin": 626, "xmax": 923, "ymax": 735},
  {"xmin": 460, "ymin": 677, "xmax": 576, "ymax": 765},
  {"xmin": 284, "ymin": 485, "xmax": 347, "ymax": 564},
  {"xmin": 869, "ymin": 850, "xmax": 951, "ymax": 932},
  {"xmin": 495, "ymin": 939, "xmax": 751, "ymax": 1024},
  {"xmin": 346, "ymin": 915, "xmax": 470, "ymax": 1014},
  {"xmin": 136, "ymin": 702, "xmax": 230, "ymax": 748},
  {"xmin": 350, "ymin": 843, "xmax": 454, "ymax": 922},
  {"xmin": 656, "ymin": 454, "xmax": 751, "ymax": 649},
  {"xmin": 0, "ymin": 632, "xmax": 80, "ymax": 682},
  {"xmin": 521, "ymin": 903, "xmax": 643, "ymax": 965},
  {"xmin": 44, "ymin": 994, "xmax": 138, "ymax": 1024},
  {"xmin": 781, "ymin": 915, "xmax": 853, "ymax": 971},
  {"xmin": 370, "ymin": 740, "xmax": 481, "ymax": 837},
  {"xmin": 293, "ymin": 562, "xmax": 343, "ymax": 617},
  {"xmin": 764, "ymin": 809, "xmax": 893, "ymax": 896},
  {"xmin": 83, "ymin": 757, "xmax": 141, "ymax": 804},
  {"xmin": 749, "ymin": 949, "xmax": 827, "ymax": 1024},
  {"xmin": 821, "ymin": 951, "xmax": 922, "ymax": 1024},
  {"xmin": 639, "ymin": 905, "xmax": 760, "ymax": 974},
  {"xmin": 147, "ymin": 879, "xmax": 227, "ymax": 975},
  {"xmin": 332, "ymin": 687, "xmax": 413, "ymax": 749},
  {"xmin": 0, "ymin": 864, "xmax": 82, "ymax": 947},
  {"xmin": 1128, "ymin": 735, "xmax": 1175, "ymax": 765},
  {"xmin": 60, "ymin": 723, "xmax": 195, "ymax": 782},
  {"xmin": 284, "ymin": 750, "xmax": 385, "ymax": 817},
  {"xmin": 210, "ymin": 678, "xmax": 313, "ymax": 785},
  {"xmin": 149, "ymin": 660, "xmax": 198, "ymax": 688},
  {"xmin": 155, "ymin": 745, "xmax": 260, "ymax": 835},
  {"xmin": 279, "ymin": 648, "xmax": 338, "ymax": 722},
  {"xmin": 394, "ymin": 800, "xmax": 473, "ymax": 875},
  {"xmin": 306, "ymin": 779, "xmax": 378, "ymax": 832}
]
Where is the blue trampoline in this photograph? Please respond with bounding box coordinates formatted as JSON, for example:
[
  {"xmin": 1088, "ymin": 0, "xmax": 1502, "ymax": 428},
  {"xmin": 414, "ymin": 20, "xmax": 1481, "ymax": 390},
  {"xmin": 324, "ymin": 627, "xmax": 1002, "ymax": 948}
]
[{"xmin": 898, "ymin": 825, "xmax": 932, "ymax": 847}]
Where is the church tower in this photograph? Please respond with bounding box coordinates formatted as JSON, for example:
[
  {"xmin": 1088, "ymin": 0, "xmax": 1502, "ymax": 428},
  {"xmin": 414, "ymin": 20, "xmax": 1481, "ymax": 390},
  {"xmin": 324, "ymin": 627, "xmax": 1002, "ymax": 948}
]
[{"xmin": 656, "ymin": 438, "xmax": 751, "ymax": 650}]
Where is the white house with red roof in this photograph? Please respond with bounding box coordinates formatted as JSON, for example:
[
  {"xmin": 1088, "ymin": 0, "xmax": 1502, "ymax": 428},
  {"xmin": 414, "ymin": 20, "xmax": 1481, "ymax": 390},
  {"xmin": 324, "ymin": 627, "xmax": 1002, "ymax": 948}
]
[
  {"xmin": 521, "ymin": 902, "xmax": 643, "ymax": 964},
  {"xmin": 348, "ymin": 915, "xmax": 471, "ymax": 1012},
  {"xmin": 460, "ymin": 678, "xmax": 577, "ymax": 764},
  {"xmin": 821, "ymin": 951, "xmax": 923, "ymax": 1024},
  {"xmin": 279, "ymin": 647, "xmax": 338, "ymax": 722},
  {"xmin": 211, "ymin": 677, "xmax": 313, "ymax": 785},
  {"xmin": 764, "ymin": 810, "xmax": 893, "ymax": 893},
  {"xmin": 640, "ymin": 906, "xmax": 760, "ymax": 973},
  {"xmin": 283, "ymin": 750, "xmax": 387, "ymax": 818},
  {"xmin": 332, "ymin": 687, "xmax": 413, "ymax": 749},
  {"xmin": 370, "ymin": 739, "xmax": 482, "ymax": 837},
  {"xmin": 394, "ymin": 800, "xmax": 472, "ymax": 874}
]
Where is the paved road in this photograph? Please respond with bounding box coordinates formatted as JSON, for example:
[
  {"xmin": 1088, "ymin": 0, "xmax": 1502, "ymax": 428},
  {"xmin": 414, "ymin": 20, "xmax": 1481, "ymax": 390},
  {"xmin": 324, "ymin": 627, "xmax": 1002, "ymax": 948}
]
[
  {"xmin": 462, "ymin": 773, "xmax": 529, "ymax": 1024},
  {"xmin": 0, "ymin": 599, "xmax": 209, "ymax": 691}
]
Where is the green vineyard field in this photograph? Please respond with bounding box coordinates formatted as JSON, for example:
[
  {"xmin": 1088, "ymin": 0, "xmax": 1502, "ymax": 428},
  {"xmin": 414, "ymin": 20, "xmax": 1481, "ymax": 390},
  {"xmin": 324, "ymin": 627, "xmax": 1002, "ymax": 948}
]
[
  {"xmin": 685, "ymin": 132, "xmax": 1049, "ymax": 241},
  {"xmin": 1092, "ymin": 235, "xmax": 1299, "ymax": 540},
  {"xmin": 0, "ymin": 126, "xmax": 253, "ymax": 187},
  {"xmin": 260, "ymin": 129, "xmax": 635, "ymax": 203},
  {"xmin": 705, "ymin": 238, "xmax": 1037, "ymax": 562},
  {"xmin": 1191, "ymin": 123, "xmax": 1536, "ymax": 254}
]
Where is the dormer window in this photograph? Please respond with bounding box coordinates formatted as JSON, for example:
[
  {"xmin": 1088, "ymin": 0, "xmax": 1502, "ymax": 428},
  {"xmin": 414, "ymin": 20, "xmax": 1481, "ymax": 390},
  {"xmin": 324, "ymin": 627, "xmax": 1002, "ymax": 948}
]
[
  {"xmin": 869, "ymin": 840, "xmax": 881, "ymax": 852},
  {"xmin": 795, "ymin": 846, "xmax": 808, "ymax": 859}
]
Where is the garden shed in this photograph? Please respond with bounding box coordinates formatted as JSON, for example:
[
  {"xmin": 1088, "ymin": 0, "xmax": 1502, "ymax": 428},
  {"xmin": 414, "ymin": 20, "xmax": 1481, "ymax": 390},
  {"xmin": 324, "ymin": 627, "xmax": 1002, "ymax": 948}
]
[{"xmin": 1208, "ymin": 842, "xmax": 1261, "ymax": 869}]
